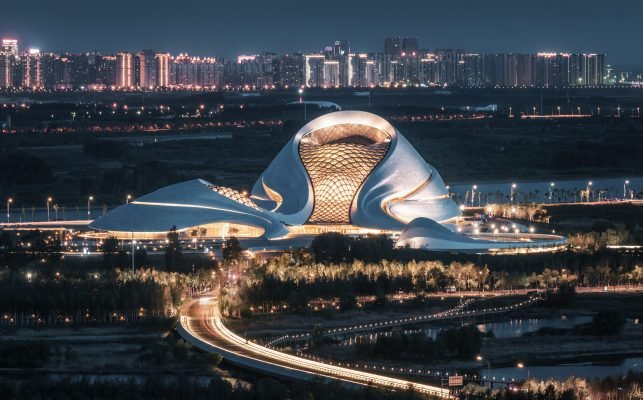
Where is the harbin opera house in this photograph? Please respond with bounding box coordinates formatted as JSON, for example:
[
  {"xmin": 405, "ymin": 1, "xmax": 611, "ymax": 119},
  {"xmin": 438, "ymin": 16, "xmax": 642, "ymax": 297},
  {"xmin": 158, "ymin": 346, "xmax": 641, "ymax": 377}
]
[{"xmin": 91, "ymin": 111, "xmax": 566, "ymax": 252}]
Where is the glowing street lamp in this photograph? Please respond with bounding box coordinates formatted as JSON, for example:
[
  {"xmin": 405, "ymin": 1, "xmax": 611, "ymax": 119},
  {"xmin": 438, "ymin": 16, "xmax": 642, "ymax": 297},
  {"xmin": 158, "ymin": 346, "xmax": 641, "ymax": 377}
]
[
  {"xmin": 126, "ymin": 194, "xmax": 132, "ymax": 204},
  {"xmin": 476, "ymin": 355, "xmax": 491, "ymax": 388},
  {"xmin": 6, "ymin": 198, "xmax": 12, "ymax": 223},
  {"xmin": 549, "ymin": 182, "xmax": 555, "ymax": 203},
  {"xmin": 617, "ymin": 106, "xmax": 621, "ymax": 117},
  {"xmin": 587, "ymin": 181, "xmax": 592, "ymax": 203},
  {"xmin": 298, "ymin": 88, "xmax": 306, "ymax": 120},
  {"xmin": 47, "ymin": 197, "xmax": 52, "ymax": 222},
  {"xmin": 517, "ymin": 362, "xmax": 530, "ymax": 379},
  {"xmin": 472, "ymin": 185, "xmax": 478, "ymax": 207},
  {"xmin": 624, "ymin": 180, "xmax": 630, "ymax": 199},
  {"xmin": 511, "ymin": 183, "xmax": 517, "ymax": 203},
  {"xmin": 557, "ymin": 106, "xmax": 561, "ymax": 116},
  {"xmin": 533, "ymin": 106, "xmax": 536, "ymax": 116},
  {"xmin": 87, "ymin": 196, "xmax": 94, "ymax": 218}
]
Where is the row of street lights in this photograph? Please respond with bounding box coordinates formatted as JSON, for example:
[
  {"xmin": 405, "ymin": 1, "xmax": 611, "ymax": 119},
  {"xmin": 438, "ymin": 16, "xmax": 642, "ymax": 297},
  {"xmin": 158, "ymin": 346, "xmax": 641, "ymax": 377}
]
[
  {"xmin": 4, "ymin": 194, "xmax": 135, "ymax": 223},
  {"xmin": 477, "ymin": 355, "xmax": 530, "ymax": 388},
  {"xmin": 514, "ymin": 106, "xmax": 640, "ymax": 117},
  {"xmin": 463, "ymin": 179, "xmax": 634, "ymax": 207}
]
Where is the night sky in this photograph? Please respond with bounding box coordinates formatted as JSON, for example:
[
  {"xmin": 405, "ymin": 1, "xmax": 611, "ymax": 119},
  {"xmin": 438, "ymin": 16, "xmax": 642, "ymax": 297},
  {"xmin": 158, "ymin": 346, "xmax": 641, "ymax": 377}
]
[{"xmin": 2, "ymin": 0, "xmax": 642, "ymax": 65}]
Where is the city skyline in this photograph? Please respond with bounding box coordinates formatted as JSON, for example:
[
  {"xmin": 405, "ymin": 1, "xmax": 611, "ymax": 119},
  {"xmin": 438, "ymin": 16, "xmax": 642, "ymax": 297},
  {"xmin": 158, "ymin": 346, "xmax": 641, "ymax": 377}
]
[
  {"xmin": 0, "ymin": 39, "xmax": 615, "ymax": 90},
  {"xmin": 1, "ymin": 0, "xmax": 643, "ymax": 65}
]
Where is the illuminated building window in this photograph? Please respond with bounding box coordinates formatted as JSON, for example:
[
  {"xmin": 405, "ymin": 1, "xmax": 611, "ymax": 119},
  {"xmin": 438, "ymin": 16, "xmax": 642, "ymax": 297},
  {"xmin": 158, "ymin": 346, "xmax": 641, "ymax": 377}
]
[{"xmin": 299, "ymin": 124, "xmax": 390, "ymax": 224}]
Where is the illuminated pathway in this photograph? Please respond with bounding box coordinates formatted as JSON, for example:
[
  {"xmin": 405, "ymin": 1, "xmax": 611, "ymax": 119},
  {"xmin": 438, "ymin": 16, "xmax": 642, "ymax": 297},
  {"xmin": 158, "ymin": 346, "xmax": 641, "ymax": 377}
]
[
  {"xmin": 178, "ymin": 293, "xmax": 452, "ymax": 398},
  {"xmin": 264, "ymin": 286, "xmax": 643, "ymax": 348},
  {"xmin": 265, "ymin": 296, "xmax": 540, "ymax": 348}
]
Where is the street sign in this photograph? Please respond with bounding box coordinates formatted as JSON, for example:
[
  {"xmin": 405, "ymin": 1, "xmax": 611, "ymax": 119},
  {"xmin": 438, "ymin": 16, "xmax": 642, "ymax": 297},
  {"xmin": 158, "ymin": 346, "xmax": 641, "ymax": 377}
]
[{"xmin": 449, "ymin": 376, "xmax": 464, "ymax": 387}]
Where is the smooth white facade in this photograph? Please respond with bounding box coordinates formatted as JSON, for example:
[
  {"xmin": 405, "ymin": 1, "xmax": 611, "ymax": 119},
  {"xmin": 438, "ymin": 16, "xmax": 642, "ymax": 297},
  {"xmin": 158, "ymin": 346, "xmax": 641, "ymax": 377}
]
[
  {"xmin": 90, "ymin": 179, "xmax": 288, "ymax": 239},
  {"xmin": 396, "ymin": 218, "xmax": 567, "ymax": 252}
]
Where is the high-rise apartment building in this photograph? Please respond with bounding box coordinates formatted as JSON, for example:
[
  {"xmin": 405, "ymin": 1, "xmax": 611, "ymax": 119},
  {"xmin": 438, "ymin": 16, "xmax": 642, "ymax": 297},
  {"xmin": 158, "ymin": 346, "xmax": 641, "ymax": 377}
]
[
  {"xmin": 116, "ymin": 52, "xmax": 134, "ymax": 88},
  {"xmin": 323, "ymin": 60, "xmax": 340, "ymax": 87},
  {"xmin": 96, "ymin": 55, "xmax": 116, "ymax": 87},
  {"xmin": 384, "ymin": 37, "xmax": 401, "ymax": 56},
  {"xmin": 136, "ymin": 50, "xmax": 156, "ymax": 88},
  {"xmin": 402, "ymin": 37, "xmax": 419, "ymax": 53},
  {"xmin": 0, "ymin": 53, "xmax": 13, "ymax": 88},
  {"xmin": 435, "ymin": 49, "xmax": 466, "ymax": 85},
  {"xmin": 419, "ymin": 55, "xmax": 438, "ymax": 85},
  {"xmin": 333, "ymin": 40, "xmax": 350, "ymax": 56},
  {"xmin": 273, "ymin": 53, "xmax": 304, "ymax": 88},
  {"xmin": 304, "ymin": 54, "xmax": 325, "ymax": 87},
  {"xmin": 1, "ymin": 39, "xmax": 18, "ymax": 56},
  {"xmin": 21, "ymin": 49, "xmax": 43, "ymax": 88},
  {"xmin": 155, "ymin": 53, "xmax": 170, "ymax": 87}
]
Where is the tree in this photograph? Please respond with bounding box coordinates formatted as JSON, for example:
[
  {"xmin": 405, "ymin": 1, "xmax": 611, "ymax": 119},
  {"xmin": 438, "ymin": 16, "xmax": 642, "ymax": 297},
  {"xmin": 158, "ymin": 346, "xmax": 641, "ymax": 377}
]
[
  {"xmin": 222, "ymin": 237, "xmax": 242, "ymax": 263},
  {"xmin": 102, "ymin": 236, "xmax": 120, "ymax": 268},
  {"xmin": 165, "ymin": 226, "xmax": 183, "ymax": 270},
  {"xmin": 310, "ymin": 232, "xmax": 351, "ymax": 263},
  {"xmin": 339, "ymin": 293, "xmax": 357, "ymax": 311},
  {"xmin": 311, "ymin": 324, "xmax": 325, "ymax": 347}
]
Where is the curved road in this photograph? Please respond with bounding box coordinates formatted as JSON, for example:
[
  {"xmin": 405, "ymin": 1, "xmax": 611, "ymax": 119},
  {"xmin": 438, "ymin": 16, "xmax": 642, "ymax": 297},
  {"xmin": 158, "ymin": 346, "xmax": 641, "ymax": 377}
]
[{"xmin": 179, "ymin": 293, "xmax": 452, "ymax": 398}]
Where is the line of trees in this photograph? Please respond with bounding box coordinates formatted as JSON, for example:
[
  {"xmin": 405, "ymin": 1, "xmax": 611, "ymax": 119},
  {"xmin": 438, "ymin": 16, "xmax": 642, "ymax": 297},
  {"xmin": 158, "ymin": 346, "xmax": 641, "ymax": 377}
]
[
  {"xmin": 236, "ymin": 252, "xmax": 643, "ymax": 312},
  {"xmin": 0, "ymin": 266, "xmax": 217, "ymax": 326}
]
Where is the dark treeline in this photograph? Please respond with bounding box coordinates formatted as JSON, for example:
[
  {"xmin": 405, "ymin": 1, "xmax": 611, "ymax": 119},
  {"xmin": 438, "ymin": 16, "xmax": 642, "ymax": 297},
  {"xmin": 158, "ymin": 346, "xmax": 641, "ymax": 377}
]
[
  {"xmin": 0, "ymin": 233, "xmax": 218, "ymax": 325},
  {"xmin": 356, "ymin": 325, "xmax": 483, "ymax": 362},
  {"xmin": 0, "ymin": 270, "xmax": 169, "ymax": 324},
  {"xmin": 0, "ymin": 229, "xmax": 221, "ymax": 325},
  {"xmin": 311, "ymin": 233, "xmax": 396, "ymax": 263},
  {"xmin": 0, "ymin": 229, "xmax": 63, "ymax": 268},
  {"xmin": 0, "ymin": 375, "xmax": 427, "ymax": 400},
  {"xmin": 0, "ymin": 262, "xmax": 219, "ymax": 325},
  {"xmin": 528, "ymin": 307, "xmax": 626, "ymax": 337},
  {"xmin": 0, "ymin": 228, "xmax": 214, "ymax": 274}
]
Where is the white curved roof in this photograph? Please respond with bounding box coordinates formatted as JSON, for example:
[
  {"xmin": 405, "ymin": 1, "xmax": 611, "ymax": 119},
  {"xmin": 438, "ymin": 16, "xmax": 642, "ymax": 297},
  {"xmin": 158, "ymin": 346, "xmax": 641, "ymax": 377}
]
[
  {"xmin": 90, "ymin": 179, "xmax": 288, "ymax": 239},
  {"xmin": 352, "ymin": 129, "xmax": 460, "ymax": 229},
  {"xmin": 396, "ymin": 218, "xmax": 567, "ymax": 252}
]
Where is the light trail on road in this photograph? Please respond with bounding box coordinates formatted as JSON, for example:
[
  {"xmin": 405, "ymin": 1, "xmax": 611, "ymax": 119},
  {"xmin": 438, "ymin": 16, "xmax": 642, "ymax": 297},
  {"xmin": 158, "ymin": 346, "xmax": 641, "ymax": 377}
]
[{"xmin": 179, "ymin": 294, "xmax": 453, "ymax": 398}]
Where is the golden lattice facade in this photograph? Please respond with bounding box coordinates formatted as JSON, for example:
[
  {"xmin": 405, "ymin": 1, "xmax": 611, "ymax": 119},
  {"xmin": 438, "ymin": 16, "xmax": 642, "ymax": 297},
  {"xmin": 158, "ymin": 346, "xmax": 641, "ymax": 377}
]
[
  {"xmin": 208, "ymin": 185, "xmax": 258, "ymax": 210},
  {"xmin": 299, "ymin": 124, "xmax": 391, "ymax": 224}
]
